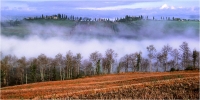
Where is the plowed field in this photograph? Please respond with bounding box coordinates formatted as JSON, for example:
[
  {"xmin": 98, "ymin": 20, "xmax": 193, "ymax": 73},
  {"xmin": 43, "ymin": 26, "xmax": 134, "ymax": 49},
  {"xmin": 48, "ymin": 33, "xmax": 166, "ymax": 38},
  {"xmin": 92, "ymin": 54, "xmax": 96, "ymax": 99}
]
[{"xmin": 1, "ymin": 71, "xmax": 199, "ymax": 99}]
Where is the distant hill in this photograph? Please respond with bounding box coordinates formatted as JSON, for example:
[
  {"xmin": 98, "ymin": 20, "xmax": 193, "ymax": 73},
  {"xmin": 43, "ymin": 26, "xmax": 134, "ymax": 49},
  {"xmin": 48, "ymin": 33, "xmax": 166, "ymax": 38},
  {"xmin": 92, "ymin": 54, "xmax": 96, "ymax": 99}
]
[{"xmin": 1, "ymin": 19, "xmax": 199, "ymax": 40}]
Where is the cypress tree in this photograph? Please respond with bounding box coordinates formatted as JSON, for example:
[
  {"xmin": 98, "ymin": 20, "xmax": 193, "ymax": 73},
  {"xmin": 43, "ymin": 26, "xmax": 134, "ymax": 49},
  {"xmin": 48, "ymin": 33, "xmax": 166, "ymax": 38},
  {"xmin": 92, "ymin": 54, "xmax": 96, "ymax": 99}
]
[
  {"xmin": 136, "ymin": 53, "xmax": 141, "ymax": 71},
  {"xmin": 96, "ymin": 60, "xmax": 101, "ymax": 75}
]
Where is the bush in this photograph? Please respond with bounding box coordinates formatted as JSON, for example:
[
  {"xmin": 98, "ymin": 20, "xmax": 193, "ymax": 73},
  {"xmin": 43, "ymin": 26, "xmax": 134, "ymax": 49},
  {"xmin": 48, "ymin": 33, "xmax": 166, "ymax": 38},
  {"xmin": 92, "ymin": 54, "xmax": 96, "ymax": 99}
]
[
  {"xmin": 185, "ymin": 66, "xmax": 195, "ymax": 70},
  {"xmin": 170, "ymin": 68, "xmax": 176, "ymax": 72}
]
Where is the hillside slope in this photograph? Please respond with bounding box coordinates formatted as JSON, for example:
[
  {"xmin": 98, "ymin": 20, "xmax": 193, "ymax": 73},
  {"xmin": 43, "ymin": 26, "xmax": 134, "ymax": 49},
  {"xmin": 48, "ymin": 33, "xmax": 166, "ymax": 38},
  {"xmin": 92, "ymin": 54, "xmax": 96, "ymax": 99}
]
[{"xmin": 1, "ymin": 70, "xmax": 199, "ymax": 99}]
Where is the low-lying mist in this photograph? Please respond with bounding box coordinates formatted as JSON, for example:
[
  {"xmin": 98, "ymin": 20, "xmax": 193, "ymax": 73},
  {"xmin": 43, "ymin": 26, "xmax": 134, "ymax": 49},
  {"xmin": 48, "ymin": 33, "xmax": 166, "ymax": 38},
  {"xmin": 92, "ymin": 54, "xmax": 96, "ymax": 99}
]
[{"xmin": 1, "ymin": 20, "xmax": 199, "ymax": 59}]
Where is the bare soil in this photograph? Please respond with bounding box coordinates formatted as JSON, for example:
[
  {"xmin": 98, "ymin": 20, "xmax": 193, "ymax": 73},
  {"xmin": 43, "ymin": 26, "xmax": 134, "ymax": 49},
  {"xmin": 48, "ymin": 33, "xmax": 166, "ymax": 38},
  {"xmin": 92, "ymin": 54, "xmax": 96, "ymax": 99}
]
[{"xmin": 1, "ymin": 70, "xmax": 199, "ymax": 99}]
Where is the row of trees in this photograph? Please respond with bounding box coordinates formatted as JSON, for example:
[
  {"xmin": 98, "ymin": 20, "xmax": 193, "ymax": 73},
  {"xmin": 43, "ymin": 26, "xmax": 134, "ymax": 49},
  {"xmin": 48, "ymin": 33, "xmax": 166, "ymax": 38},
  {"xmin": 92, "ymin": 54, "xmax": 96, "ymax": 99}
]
[
  {"xmin": 2, "ymin": 14, "xmax": 197, "ymax": 27},
  {"xmin": 24, "ymin": 14, "xmax": 190, "ymax": 22},
  {"xmin": 1, "ymin": 42, "xmax": 199, "ymax": 87}
]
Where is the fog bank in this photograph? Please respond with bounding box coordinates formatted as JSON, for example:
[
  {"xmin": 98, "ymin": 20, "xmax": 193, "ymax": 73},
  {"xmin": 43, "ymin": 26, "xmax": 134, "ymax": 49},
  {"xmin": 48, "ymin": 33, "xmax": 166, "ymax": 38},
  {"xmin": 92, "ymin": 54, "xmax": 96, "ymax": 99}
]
[{"xmin": 1, "ymin": 21, "xmax": 199, "ymax": 59}]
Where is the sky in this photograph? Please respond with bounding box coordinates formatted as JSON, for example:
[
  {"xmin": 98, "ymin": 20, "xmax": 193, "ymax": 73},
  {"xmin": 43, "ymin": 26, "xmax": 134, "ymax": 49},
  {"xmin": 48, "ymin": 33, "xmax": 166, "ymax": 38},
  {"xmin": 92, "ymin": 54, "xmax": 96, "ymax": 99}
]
[{"xmin": 1, "ymin": 0, "xmax": 199, "ymax": 20}]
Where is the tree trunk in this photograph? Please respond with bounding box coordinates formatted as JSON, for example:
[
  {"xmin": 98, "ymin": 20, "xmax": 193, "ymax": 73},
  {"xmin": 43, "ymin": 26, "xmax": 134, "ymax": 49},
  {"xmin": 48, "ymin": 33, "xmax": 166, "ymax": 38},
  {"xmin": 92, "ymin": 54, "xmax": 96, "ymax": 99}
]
[
  {"xmin": 149, "ymin": 59, "xmax": 152, "ymax": 72},
  {"xmin": 110, "ymin": 60, "xmax": 112, "ymax": 74},
  {"xmin": 26, "ymin": 73, "xmax": 27, "ymax": 84},
  {"xmin": 60, "ymin": 66, "xmax": 62, "ymax": 80},
  {"xmin": 40, "ymin": 66, "xmax": 44, "ymax": 82},
  {"xmin": 63, "ymin": 68, "xmax": 65, "ymax": 80}
]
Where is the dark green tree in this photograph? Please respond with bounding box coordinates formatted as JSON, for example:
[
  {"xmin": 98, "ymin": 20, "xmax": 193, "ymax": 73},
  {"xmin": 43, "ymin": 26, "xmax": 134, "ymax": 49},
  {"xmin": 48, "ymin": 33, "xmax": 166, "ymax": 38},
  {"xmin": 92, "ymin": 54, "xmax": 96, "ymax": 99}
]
[
  {"xmin": 61, "ymin": 14, "xmax": 64, "ymax": 19},
  {"xmin": 192, "ymin": 49, "xmax": 198, "ymax": 68},
  {"xmin": 96, "ymin": 60, "xmax": 101, "ymax": 75},
  {"xmin": 30, "ymin": 60, "xmax": 37, "ymax": 83},
  {"xmin": 52, "ymin": 66, "xmax": 56, "ymax": 81},
  {"xmin": 58, "ymin": 14, "xmax": 61, "ymax": 19},
  {"xmin": 1, "ymin": 67, "xmax": 6, "ymax": 87},
  {"xmin": 72, "ymin": 15, "xmax": 74, "ymax": 20},
  {"xmin": 140, "ymin": 15, "xmax": 143, "ymax": 19},
  {"xmin": 79, "ymin": 17, "xmax": 82, "ymax": 21},
  {"xmin": 125, "ymin": 15, "xmax": 130, "ymax": 21},
  {"xmin": 136, "ymin": 53, "xmax": 141, "ymax": 71}
]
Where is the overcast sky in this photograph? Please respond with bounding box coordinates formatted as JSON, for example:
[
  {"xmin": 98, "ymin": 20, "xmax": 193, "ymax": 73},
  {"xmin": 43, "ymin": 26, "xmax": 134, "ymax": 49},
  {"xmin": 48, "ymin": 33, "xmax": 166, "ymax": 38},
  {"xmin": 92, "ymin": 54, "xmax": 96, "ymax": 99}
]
[{"xmin": 1, "ymin": 0, "xmax": 199, "ymax": 20}]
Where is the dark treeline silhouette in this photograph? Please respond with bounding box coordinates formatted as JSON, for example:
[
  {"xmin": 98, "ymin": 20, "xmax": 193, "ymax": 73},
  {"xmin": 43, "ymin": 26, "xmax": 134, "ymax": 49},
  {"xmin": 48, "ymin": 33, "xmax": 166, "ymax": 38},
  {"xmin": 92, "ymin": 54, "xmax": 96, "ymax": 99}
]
[
  {"xmin": 1, "ymin": 14, "xmax": 199, "ymax": 27},
  {"xmin": 1, "ymin": 42, "xmax": 199, "ymax": 87},
  {"xmin": 23, "ymin": 14, "xmax": 198, "ymax": 22}
]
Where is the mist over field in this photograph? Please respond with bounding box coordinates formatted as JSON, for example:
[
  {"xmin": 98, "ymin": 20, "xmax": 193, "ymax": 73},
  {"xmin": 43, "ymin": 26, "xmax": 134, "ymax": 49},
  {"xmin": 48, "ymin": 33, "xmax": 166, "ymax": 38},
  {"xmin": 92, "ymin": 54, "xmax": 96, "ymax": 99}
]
[
  {"xmin": 1, "ymin": 1, "xmax": 200, "ymax": 98},
  {"xmin": 1, "ymin": 20, "xmax": 199, "ymax": 59}
]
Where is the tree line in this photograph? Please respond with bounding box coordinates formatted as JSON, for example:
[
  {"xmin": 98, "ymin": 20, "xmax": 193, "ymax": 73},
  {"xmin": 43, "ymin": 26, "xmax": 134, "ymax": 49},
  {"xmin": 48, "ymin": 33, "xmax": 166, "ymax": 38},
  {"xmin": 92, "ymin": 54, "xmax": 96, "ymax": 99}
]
[
  {"xmin": 24, "ymin": 14, "xmax": 193, "ymax": 22},
  {"xmin": 1, "ymin": 42, "xmax": 199, "ymax": 87},
  {"xmin": 2, "ymin": 14, "xmax": 198, "ymax": 27}
]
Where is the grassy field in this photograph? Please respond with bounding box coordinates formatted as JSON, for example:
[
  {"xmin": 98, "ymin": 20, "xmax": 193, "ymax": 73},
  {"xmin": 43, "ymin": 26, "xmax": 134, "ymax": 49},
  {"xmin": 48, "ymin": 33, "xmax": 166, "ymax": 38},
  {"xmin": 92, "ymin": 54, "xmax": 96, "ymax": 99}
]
[{"xmin": 1, "ymin": 70, "xmax": 199, "ymax": 99}]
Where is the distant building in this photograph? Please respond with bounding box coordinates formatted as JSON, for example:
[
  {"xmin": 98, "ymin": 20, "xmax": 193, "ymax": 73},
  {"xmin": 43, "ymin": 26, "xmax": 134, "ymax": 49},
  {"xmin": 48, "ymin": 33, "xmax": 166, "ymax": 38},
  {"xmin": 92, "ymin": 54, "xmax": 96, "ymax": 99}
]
[{"xmin": 52, "ymin": 15, "xmax": 58, "ymax": 19}]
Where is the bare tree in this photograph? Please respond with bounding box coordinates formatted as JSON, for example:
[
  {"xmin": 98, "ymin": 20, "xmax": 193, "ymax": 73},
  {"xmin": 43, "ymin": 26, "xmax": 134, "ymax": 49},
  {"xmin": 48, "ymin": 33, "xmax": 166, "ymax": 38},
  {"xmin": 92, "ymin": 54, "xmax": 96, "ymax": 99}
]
[
  {"xmin": 72, "ymin": 53, "xmax": 82, "ymax": 78},
  {"xmin": 55, "ymin": 53, "xmax": 64, "ymax": 80},
  {"xmin": 16, "ymin": 56, "xmax": 26, "ymax": 84},
  {"xmin": 140, "ymin": 58, "xmax": 149, "ymax": 72},
  {"xmin": 168, "ymin": 60, "xmax": 176, "ymax": 70},
  {"xmin": 1, "ymin": 55, "xmax": 12, "ymax": 86},
  {"xmin": 37, "ymin": 54, "xmax": 47, "ymax": 82},
  {"xmin": 170, "ymin": 49, "xmax": 180, "ymax": 70},
  {"xmin": 155, "ymin": 52, "xmax": 164, "ymax": 72},
  {"xmin": 65, "ymin": 51, "xmax": 73, "ymax": 79},
  {"xmin": 120, "ymin": 54, "xmax": 130, "ymax": 72},
  {"xmin": 147, "ymin": 45, "xmax": 156, "ymax": 72},
  {"xmin": 102, "ymin": 57, "xmax": 109, "ymax": 74},
  {"xmin": 179, "ymin": 42, "xmax": 191, "ymax": 69},
  {"xmin": 29, "ymin": 58, "xmax": 38, "ymax": 83},
  {"xmin": 120, "ymin": 53, "xmax": 138, "ymax": 72},
  {"xmin": 82, "ymin": 59, "xmax": 93, "ymax": 76},
  {"xmin": 50, "ymin": 58, "xmax": 57, "ymax": 81},
  {"xmin": 24, "ymin": 57, "xmax": 31, "ymax": 84},
  {"xmin": 105, "ymin": 49, "xmax": 117, "ymax": 74},
  {"xmin": 129, "ymin": 53, "xmax": 139, "ymax": 72},
  {"xmin": 162, "ymin": 44, "xmax": 172, "ymax": 71},
  {"xmin": 7, "ymin": 55, "xmax": 18, "ymax": 85},
  {"xmin": 89, "ymin": 51, "xmax": 102, "ymax": 75},
  {"xmin": 46, "ymin": 57, "xmax": 53, "ymax": 81}
]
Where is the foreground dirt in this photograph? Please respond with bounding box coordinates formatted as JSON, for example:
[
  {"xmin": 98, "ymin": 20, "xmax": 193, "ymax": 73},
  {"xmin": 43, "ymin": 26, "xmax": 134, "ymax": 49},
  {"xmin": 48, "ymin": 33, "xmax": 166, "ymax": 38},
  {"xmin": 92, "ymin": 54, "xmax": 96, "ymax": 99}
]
[{"xmin": 1, "ymin": 71, "xmax": 199, "ymax": 99}]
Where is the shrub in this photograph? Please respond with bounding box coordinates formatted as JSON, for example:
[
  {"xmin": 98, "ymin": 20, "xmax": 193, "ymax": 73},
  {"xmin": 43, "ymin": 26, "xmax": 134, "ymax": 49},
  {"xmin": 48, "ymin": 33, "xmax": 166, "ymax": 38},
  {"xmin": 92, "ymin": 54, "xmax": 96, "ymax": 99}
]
[
  {"xmin": 170, "ymin": 68, "xmax": 176, "ymax": 72},
  {"xmin": 185, "ymin": 66, "xmax": 194, "ymax": 70}
]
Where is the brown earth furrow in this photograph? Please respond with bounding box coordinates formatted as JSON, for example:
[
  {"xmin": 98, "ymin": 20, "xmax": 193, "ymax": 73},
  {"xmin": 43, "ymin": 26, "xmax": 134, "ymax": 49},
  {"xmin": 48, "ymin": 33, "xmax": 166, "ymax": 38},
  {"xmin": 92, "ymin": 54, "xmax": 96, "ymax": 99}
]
[
  {"xmin": 1, "ymin": 71, "xmax": 199, "ymax": 99},
  {"xmin": 43, "ymin": 76, "xmax": 199, "ymax": 99}
]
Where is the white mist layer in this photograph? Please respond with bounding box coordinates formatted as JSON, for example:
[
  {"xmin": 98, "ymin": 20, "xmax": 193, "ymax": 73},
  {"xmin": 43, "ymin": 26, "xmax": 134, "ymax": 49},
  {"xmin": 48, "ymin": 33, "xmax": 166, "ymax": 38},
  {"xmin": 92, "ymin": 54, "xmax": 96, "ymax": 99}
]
[{"xmin": 1, "ymin": 35, "xmax": 199, "ymax": 59}]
